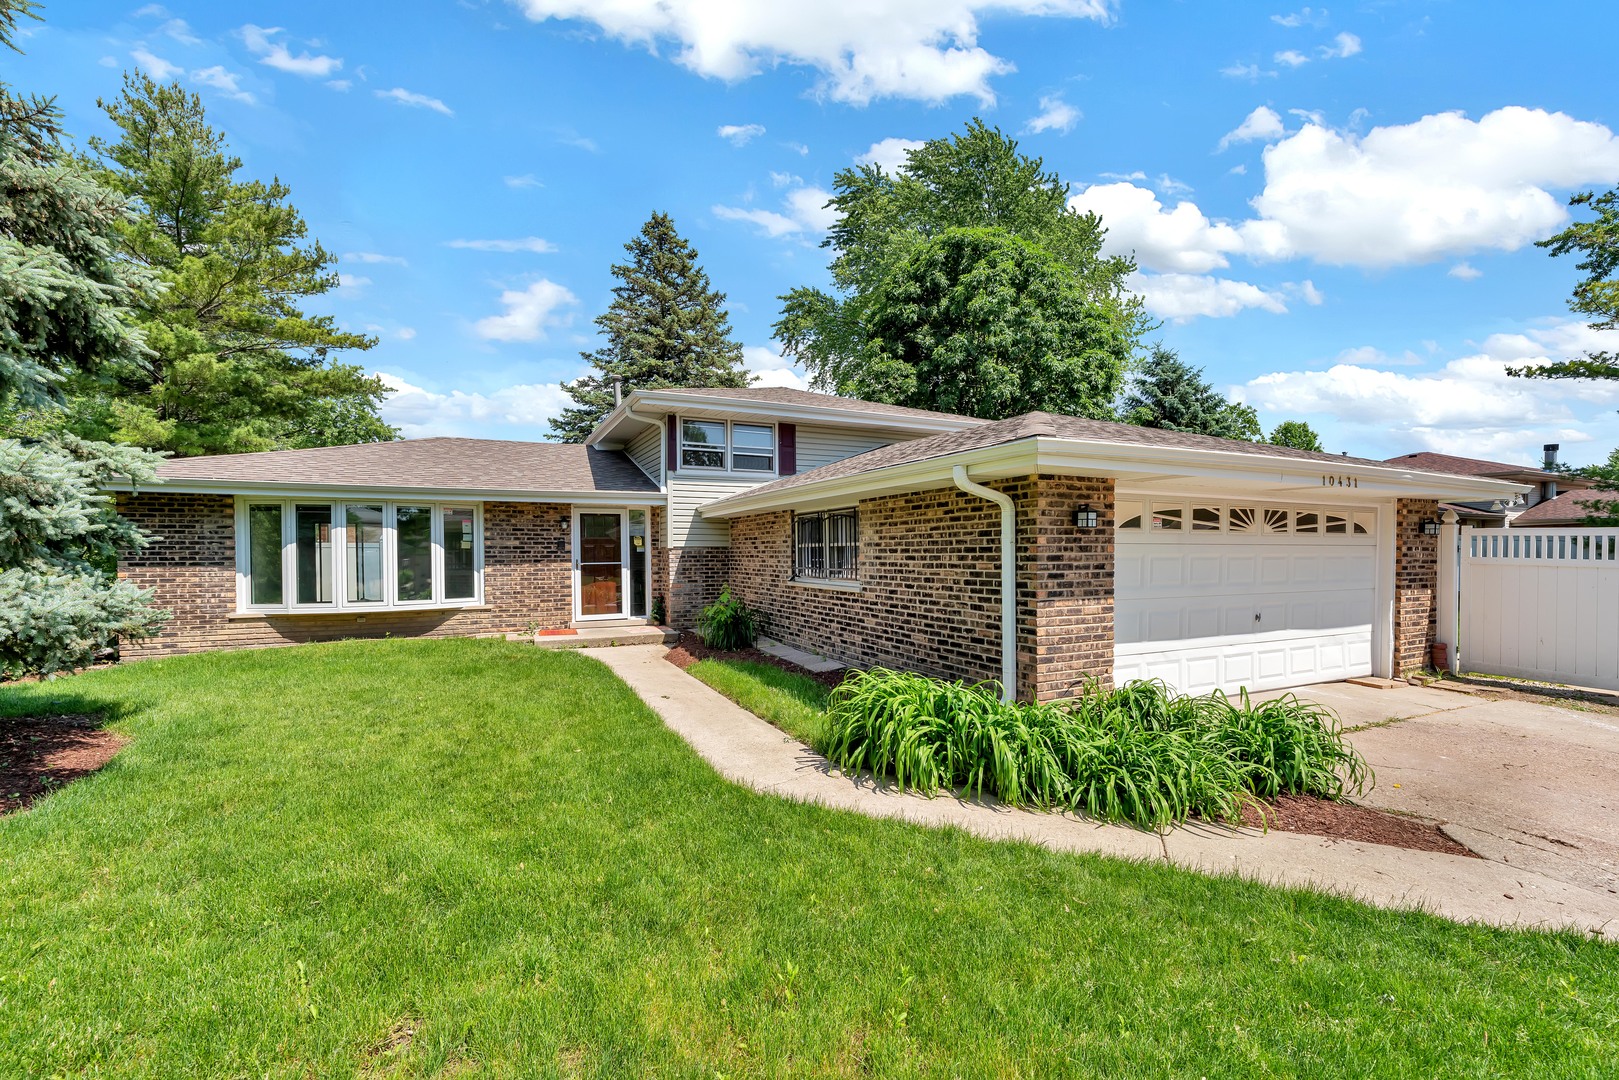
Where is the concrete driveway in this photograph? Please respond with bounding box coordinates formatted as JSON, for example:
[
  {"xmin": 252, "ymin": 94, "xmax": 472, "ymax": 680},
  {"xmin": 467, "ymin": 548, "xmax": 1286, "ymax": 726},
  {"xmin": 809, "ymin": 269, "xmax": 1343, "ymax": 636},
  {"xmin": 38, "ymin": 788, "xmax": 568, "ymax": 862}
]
[{"xmin": 1280, "ymin": 681, "xmax": 1619, "ymax": 899}]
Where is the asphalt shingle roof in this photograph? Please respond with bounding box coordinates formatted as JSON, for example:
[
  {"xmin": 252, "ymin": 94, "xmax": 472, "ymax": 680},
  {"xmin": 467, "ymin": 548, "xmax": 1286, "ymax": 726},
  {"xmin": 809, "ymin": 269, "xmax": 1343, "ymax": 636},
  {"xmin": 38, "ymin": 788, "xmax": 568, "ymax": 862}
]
[
  {"xmin": 153, "ymin": 438, "xmax": 659, "ymax": 493},
  {"xmin": 716, "ymin": 411, "xmax": 1442, "ymax": 506},
  {"xmin": 1512, "ymin": 489, "xmax": 1612, "ymax": 525},
  {"xmin": 1383, "ymin": 451, "xmax": 1581, "ymax": 484}
]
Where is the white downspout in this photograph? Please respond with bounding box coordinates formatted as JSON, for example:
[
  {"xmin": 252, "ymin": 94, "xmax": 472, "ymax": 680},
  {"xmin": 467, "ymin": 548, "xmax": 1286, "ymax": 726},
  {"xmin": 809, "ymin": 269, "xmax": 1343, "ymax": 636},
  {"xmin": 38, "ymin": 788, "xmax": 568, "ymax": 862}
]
[{"xmin": 951, "ymin": 465, "xmax": 1016, "ymax": 703}]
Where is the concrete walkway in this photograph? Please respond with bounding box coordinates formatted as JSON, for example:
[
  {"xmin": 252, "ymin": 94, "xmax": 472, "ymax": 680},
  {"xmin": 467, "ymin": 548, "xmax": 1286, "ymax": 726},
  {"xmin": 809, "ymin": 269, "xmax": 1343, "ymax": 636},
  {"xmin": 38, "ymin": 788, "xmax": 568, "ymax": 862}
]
[{"xmin": 583, "ymin": 645, "xmax": 1619, "ymax": 936}]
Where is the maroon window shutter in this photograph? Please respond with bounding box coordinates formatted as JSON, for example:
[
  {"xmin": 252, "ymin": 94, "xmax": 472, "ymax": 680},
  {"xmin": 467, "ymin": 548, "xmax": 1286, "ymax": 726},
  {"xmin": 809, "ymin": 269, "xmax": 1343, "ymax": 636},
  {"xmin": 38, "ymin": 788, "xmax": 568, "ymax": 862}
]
[
  {"xmin": 778, "ymin": 423, "xmax": 796, "ymax": 476},
  {"xmin": 665, "ymin": 415, "xmax": 678, "ymax": 473}
]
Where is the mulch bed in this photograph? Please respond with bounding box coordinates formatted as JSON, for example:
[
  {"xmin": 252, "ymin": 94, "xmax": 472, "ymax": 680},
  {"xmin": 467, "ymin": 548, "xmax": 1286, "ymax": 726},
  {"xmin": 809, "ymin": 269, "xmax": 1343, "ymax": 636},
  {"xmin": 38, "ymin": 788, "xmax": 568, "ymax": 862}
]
[
  {"xmin": 664, "ymin": 632, "xmax": 848, "ymax": 689},
  {"xmin": 0, "ymin": 714, "xmax": 127, "ymax": 817},
  {"xmin": 664, "ymin": 635, "xmax": 1476, "ymax": 857},
  {"xmin": 1236, "ymin": 794, "xmax": 1477, "ymax": 857}
]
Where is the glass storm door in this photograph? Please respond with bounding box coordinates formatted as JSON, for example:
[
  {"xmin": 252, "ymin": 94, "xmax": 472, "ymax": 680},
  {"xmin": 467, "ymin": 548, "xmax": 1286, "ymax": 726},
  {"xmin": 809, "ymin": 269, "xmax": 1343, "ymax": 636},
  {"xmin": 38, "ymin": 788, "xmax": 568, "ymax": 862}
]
[{"xmin": 575, "ymin": 511, "xmax": 627, "ymax": 619}]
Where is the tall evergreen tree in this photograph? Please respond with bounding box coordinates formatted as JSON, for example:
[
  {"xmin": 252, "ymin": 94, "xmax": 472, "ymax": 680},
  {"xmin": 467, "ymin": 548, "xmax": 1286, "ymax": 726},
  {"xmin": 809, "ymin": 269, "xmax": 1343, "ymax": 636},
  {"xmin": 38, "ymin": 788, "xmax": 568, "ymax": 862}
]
[
  {"xmin": 0, "ymin": 0, "xmax": 168, "ymax": 676},
  {"xmin": 1119, "ymin": 346, "xmax": 1261, "ymax": 441},
  {"xmin": 551, "ymin": 212, "xmax": 749, "ymax": 442},
  {"xmin": 60, "ymin": 73, "xmax": 396, "ymax": 456}
]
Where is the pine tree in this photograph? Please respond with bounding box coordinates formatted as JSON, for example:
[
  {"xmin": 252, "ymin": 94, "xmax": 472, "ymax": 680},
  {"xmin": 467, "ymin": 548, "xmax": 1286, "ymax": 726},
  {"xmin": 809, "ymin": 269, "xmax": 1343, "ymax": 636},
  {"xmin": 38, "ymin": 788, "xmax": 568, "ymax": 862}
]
[
  {"xmin": 62, "ymin": 72, "xmax": 395, "ymax": 456},
  {"xmin": 1119, "ymin": 346, "xmax": 1261, "ymax": 441},
  {"xmin": 0, "ymin": 0, "xmax": 168, "ymax": 675},
  {"xmin": 551, "ymin": 212, "xmax": 749, "ymax": 442}
]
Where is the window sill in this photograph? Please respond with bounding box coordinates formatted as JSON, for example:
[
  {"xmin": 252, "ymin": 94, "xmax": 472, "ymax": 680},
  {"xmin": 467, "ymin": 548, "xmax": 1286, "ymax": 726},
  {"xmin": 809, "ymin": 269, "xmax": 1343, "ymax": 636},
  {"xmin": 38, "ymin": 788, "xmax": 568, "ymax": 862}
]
[
  {"xmin": 229, "ymin": 604, "xmax": 492, "ymax": 620},
  {"xmin": 787, "ymin": 577, "xmax": 863, "ymax": 593}
]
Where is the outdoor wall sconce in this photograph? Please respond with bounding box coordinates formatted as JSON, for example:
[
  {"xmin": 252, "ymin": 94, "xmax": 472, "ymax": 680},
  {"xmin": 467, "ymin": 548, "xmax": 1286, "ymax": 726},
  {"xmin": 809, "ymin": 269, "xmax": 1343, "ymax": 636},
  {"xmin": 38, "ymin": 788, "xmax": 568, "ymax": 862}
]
[
  {"xmin": 1420, "ymin": 519, "xmax": 1443, "ymax": 536},
  {"xmin": 1074, "ymin": 504, "xmax": 1100, "ymax": 529}
]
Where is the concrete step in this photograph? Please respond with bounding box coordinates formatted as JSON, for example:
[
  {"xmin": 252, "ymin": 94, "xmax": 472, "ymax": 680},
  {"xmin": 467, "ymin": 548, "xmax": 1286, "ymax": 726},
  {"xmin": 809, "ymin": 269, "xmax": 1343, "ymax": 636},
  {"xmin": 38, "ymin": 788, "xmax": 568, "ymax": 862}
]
[{"xmin": 508, "ymin": 625, "xmax": 679, "ymax": 650}]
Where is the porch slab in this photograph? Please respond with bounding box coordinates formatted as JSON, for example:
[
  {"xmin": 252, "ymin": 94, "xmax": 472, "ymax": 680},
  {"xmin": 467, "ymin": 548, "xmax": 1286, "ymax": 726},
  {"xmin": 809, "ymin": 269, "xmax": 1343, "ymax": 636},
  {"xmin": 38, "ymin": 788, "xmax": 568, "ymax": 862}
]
[
  {"xmin": 529, "ymin": 625, "xmax": 677, "ymax": 650},
  {"xmin": 755, "ymin": 636, "xmax": 846, "ymax": 673}
]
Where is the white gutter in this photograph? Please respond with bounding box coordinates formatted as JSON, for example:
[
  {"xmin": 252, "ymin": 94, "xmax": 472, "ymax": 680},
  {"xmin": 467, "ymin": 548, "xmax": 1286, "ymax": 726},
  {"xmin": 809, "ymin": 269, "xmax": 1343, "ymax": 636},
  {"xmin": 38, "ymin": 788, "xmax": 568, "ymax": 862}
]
[{"xmin": 951, "ymin": 465, "xmax": 1016, "ymax": 704}]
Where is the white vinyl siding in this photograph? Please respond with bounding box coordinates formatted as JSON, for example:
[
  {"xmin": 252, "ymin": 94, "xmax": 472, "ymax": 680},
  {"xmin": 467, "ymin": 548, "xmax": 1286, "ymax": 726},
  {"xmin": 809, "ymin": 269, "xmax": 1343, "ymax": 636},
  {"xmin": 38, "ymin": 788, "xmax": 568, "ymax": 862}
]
[
  {"xmin": 627, "ymin": 425, "xmax": 662, "ymax": 484},
  {"xmin": 669, "ymin": 474, "xmax": 760, "ymax": 546},
  {"xmin": 794, "ymin": 425, "xmax": 893, "ymax": 472}
]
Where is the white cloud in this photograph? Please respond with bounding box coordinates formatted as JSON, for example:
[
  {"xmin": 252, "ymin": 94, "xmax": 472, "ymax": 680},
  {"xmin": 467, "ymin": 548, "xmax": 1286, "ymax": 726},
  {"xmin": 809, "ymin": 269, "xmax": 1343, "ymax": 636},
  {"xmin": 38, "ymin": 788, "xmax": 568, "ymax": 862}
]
[
  {"xmin": 504, "ymin": 174, "xmax": 543, "ymax": 189},
  {"xmin": 512, "ymin": 0, "xmax": 1115, "ymax": 105},
  {"xmin": 743, "ymin": 345, "xmax": 810, "ymax": 390},
  {"xmin": 783, "ymin": 140, "xmax": 810, "ymax": 156},
  {"xmin": 1248, "ymin": 106, "xmax": 1619, "ymax": 266},
  {"xmin": 857, "ymin": 136, "xmax": 924, "ymax": 174},
  {"xmin": 1271, "ymin": 8, "xmax": 1323, "ymax": 28},
  {"xmin": 343, "ymin": 251, "xmax": 408, "ymax": 266},
  {"xmin": 1321, "ymin": 32, "xmax": 1361, "ymax": 59},
  {"xmin": 375, "ymin": 372, "xmax": 573, "ymax": 439},
  {"xmin": 473, "ymin": 279, "xmax": 579, "ymax": 342},
  {"xmin": 1448, "ymin": 262, "xmax": 1483, "ymax": 281},
  {"xmin": 396, "ymin": 327, "xmax": 417, "ymax": 341},
  {"xmin": 1070, "ymin": 183, "xmax": 1246, "ymax": 273},
  {"xmin": 769, "ymin": 170, "xmax": 802, "ymax": 188},
  {"xmin": 240, "ymin": 25, "xmax": 343, "ymax": 78},
  {"xmin": 326, "ymin": 79, "xmax": 352, "ymax": 91},
  {"xmin": 1079, "ymin": 106, "xmax": 1619, "ymax": 273},
  {"xmin": 1220, "ymin": 62, "xmax": 1274, "ymax": 80},
  {"xmin": 191, "ymin": 65, "xmax": 256, "ymax": 104},
  {"xmin": 445, "ymin": 237, "xmax": 558, "ymax": 253},
  {"xmin": 1130, "ymin": 271, "xmax": 1290, "ymax": 322},
  {"xmin": 160, "ymin": 18, "xmax": 201, "ymax": 45},
  {"xmin": 717, "ymin": 123, "xmax": 766, "ymax": 146},
  {"xmin": 1274, "ymin": 49, "xmax": 1309, "ymax": 67},
  {"xmin": 336, "ymin": 274, "xmax": 372, "ymax": 291},
  {"xmin": 1218, "ymin": 105, "xmax": 1285, "ymax": 151},
  {"xmin": 714, "ymin": 186, "xmax": 836, "ymax": 238},
  {"xmin": 376, "ymin": 87, "xmax": 453, "ymax": 116},
  {"xmin": 1024, "ymin": 94, "xmax": 1080, "ymax": 135},
  {"xmin": 133, "ymin": 4, "xmax": 171, "ymax": 17},
  {"xmin": 130, "ymin": 49, "xmax": 182, "ymax": 80},
  {"xmin": 1243, "ymin": 321, "xmax": 1619, "ymax": 462}
]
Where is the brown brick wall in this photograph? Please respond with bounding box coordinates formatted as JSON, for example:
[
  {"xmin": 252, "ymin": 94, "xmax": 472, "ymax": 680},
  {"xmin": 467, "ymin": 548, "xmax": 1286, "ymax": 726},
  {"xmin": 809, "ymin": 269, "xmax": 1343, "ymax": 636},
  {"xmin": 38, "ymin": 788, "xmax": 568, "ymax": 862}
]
[
  {"xmin": 116, "ymin": 494, "xmax": 578, "ymax": 658},
  {"xmin": 727, "ymin": 475, "xmax": 1115, "ymax": 701},
  {"xmin": 666, "ymin": 546, "xmax": 730, "ymax": 628},
  {"xmin": 1394, "ymin": 498, "xmax": 1440, "ymax": 674}
]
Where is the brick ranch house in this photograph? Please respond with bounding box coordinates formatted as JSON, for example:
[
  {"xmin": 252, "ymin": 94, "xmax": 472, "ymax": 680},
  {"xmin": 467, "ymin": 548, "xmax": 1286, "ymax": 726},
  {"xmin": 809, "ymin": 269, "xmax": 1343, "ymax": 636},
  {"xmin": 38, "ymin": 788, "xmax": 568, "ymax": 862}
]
[{"xmin": 110, "ymin": 387, "xmax": 1527, "ymax": 701}]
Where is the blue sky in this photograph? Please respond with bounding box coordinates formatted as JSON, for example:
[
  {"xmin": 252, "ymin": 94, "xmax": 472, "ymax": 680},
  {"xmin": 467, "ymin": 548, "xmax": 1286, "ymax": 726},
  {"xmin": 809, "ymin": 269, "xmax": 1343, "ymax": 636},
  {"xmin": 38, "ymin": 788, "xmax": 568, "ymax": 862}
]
[{"xmin": 15, "ymin": 0, "xmax": 1619, "ymax": 465}]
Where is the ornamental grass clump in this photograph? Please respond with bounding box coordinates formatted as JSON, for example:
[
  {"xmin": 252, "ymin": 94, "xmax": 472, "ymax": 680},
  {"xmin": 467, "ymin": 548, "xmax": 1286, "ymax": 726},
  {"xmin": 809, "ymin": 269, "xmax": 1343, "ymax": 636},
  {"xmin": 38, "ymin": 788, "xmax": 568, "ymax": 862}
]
[{"xmin": 822, "ymin": 671, "xmax": 1371, "ymax": 831}]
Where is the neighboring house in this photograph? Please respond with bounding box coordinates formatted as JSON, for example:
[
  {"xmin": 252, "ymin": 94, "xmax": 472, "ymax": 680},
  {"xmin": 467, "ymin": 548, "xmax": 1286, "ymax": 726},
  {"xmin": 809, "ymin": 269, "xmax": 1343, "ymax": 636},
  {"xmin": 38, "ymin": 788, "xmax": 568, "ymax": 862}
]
[
  {"xmin": 1508, "ymin": 489, "xmax": 1613, "ymax": 527},
  {"xmin": 111, "ymin": 386, "xmax": 1522, "ymax": 699},
  {"xmin": 1383, "ymin": 446, "xmax": 1595, "ymax": 528}
]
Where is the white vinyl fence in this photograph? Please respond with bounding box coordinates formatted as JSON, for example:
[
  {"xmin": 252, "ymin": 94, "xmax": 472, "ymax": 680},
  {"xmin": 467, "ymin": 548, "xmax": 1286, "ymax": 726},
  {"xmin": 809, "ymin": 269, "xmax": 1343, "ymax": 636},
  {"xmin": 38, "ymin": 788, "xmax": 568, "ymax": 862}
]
[{"xmin": 1454, "ymin": 526, "xmax": 1619, "ymax": 691}]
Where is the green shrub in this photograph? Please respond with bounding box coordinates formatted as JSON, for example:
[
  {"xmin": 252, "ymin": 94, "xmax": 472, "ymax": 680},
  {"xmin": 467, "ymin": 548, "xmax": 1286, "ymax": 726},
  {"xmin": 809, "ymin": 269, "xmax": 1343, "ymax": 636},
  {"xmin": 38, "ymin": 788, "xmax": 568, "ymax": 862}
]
[
  {"xmin": 696, "ymin": 587, "xmax": 765, "ymax": 650},
  {"xmin": 823, "ymin": 671, "xmax": 1370, "ymax": 830}
]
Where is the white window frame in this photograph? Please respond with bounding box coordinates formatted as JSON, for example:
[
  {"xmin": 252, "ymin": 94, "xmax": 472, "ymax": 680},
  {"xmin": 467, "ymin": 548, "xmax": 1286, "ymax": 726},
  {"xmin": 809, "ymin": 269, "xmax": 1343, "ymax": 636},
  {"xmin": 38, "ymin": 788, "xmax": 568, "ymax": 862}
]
[
  {"xmin": 677, "ymin": 417, "xmax": 779, "ymax": 477},
  {"xmin": 234, "ymin": 497, "xmax": 484, "ymax": 614}
]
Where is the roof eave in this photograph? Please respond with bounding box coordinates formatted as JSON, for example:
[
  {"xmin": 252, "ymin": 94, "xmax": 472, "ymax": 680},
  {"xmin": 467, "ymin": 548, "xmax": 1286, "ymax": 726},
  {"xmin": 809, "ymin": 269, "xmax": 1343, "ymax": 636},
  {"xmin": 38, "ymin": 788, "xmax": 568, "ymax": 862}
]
[
  {"xmin": 104, "ymin": 477, "xmax": 662, "ymax": 504},
  {"xmin": 586, "ymin": 388, "xmax": 982, "ymax": 447},
  {"xmin": 700, "ymin": 435, "xmax": 1530, "ymax": 519}
]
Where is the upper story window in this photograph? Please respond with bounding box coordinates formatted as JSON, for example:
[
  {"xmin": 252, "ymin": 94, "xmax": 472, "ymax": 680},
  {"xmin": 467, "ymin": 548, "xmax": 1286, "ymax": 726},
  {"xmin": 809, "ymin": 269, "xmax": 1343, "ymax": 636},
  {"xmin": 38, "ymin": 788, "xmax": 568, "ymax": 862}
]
[
  {"xmin": 679, "ymin": 418, "xmax": 777, "ymax": 474},
  {"xmin": 239, "ymin": 499, "xmax": 481, "ymax": 613}
]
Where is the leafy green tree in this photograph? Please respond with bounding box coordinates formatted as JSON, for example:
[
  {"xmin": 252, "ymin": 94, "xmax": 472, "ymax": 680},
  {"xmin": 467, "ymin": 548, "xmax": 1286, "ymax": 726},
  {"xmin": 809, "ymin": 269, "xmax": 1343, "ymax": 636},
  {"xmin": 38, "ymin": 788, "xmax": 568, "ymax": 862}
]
[
  {"xmin": 848, "ymin": 227, "xmax": 1131, "ymax": 419},
  {"xmin": 1268, "ymin": 419, "xmax": 1325, "ymax": 452},
  {"xmin": 1119, "ymin": 346, "xmax": 1262, "ymax": 441},
  {"xmin": 551, "ymin": 212, "xmax": 748, "ymax": 442},
  {"xmin": 0, "ymin": 0, "xmax": 167, "ymax": 676},
  {"xmin": 1573, "ymin": 447, "xmax": 1619, "ymax": 525},
  {"xmin": 62, "ymin": 72, "xmax": 395, "ymax": 456},
  {"xmin": 1510, "ymin": 188, "xmax": 1618, "ymax": 383},
  {"xmin": 775, "ymin": 120, "xmax": 1146, "ymax": 417}
]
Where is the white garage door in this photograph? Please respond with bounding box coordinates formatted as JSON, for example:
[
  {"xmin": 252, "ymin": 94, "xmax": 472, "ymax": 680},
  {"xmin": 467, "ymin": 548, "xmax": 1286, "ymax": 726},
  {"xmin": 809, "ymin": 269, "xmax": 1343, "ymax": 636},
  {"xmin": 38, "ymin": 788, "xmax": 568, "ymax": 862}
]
[{"xmin": 1114, "ymin": 499, "xmax": 1379, "ymax": 696}]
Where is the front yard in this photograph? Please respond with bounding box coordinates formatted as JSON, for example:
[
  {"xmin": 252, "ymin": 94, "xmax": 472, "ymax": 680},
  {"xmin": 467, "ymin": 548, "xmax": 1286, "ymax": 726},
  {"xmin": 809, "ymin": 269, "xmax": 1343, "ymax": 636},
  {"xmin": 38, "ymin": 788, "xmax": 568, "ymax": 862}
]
[{"xmin": 1, "ymin": 639, "xmax": 1614, "ymax": 1077}]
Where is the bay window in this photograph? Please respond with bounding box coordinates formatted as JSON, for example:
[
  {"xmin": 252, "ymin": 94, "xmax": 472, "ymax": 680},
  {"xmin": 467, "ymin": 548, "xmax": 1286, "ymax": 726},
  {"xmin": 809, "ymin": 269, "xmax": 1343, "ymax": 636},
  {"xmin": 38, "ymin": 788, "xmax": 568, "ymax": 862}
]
[{"xmin": 239, "ymin": 499, "xmax": 482, "ymax": 611}]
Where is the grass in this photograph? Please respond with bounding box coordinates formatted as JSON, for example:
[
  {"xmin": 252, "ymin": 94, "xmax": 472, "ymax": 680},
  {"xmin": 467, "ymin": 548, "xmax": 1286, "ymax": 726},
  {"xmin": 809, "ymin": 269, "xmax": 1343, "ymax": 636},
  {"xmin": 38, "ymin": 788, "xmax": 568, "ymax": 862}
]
[
  {"xmin": 0, "ymin": 638, "xmax": 1612, "ymax": 1077},
  {"xmin": 685, "ymin": 657, "xmax": 831, "ymax": 745}
]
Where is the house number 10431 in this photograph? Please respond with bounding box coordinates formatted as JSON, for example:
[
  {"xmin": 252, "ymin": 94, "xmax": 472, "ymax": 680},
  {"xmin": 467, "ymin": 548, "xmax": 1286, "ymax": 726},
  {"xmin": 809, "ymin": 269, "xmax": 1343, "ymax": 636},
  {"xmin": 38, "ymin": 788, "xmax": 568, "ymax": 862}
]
[{"xmin": 1321, "ymin": 475, "xmax": 1358, "ymax": 488}]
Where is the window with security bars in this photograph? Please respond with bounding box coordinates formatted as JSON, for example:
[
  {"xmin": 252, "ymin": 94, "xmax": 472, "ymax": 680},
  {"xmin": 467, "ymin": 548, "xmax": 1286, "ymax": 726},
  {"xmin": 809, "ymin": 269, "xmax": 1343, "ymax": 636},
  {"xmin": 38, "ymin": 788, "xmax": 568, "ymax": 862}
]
[{"xmin": 793, "ymin": 509, "xmax": 859, "ymax": 582}]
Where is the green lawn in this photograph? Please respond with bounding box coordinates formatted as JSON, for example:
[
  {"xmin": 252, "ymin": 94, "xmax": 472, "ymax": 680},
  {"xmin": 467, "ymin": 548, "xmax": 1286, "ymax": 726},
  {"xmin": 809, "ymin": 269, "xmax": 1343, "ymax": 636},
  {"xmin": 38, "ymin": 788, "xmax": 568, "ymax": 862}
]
[
  {"xmin": 685, "ymin": 657, "xmax": 831, "ymax": 746},
  {"xmin": 1, "ymin": 639, "xmax": 1614, "ymax": 1078}
]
